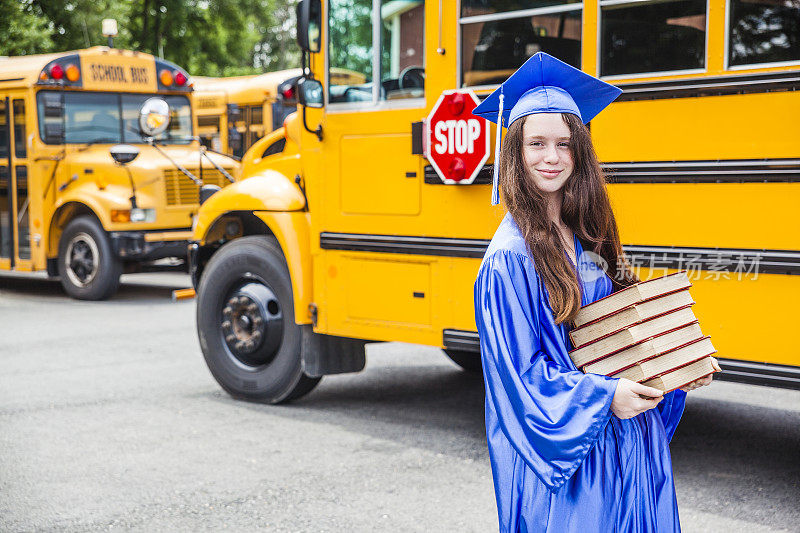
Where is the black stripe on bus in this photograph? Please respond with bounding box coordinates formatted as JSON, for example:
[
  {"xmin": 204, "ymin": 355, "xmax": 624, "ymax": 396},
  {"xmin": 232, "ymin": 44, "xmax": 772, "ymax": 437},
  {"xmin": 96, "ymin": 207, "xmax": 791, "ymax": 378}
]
[
  {"xmin": 441, "ymin": 329, "xmax": 800, "ymax": 390},
  {"xmin": 0, "ymin": 78, "xmax": 25, "ymax": 83},
  {"xmin": 614, "ymin": 70, "xmax": 800, "ymax": 101},
  {"xmin": 320, "ymin": 232, "xmax": 488, "ymax": 258},
  {"xmin": 623, "ymin": 245, "xmax": 800, "ymax": 276},
  {"xmin": 424, "ymin": 159, "xmax": 800, "ymax": 185},
  {"xmin": 320, "ymin": 233, "xmax": 800, "ymax": 275},
  {"xmin": 604, "ymin": 159, "xmax": 800, "ymax": 183}
]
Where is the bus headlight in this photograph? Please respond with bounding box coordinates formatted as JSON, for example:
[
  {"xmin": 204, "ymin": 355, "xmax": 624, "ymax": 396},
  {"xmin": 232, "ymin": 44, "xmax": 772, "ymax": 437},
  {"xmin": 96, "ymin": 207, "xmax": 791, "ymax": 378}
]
[{"xmin": 130, "ymin": 208, "xmax": 156, "ymax": 222}]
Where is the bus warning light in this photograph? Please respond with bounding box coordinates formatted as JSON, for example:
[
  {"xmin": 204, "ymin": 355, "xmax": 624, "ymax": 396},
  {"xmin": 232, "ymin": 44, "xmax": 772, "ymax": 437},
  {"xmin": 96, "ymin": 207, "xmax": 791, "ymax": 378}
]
[
  {"xmin": 65, "ymin": 64, "xmax": 80, "ymax": 82},
  {"xmin": 159, "ymin": 69, "xmax": 173, "ymax": 86},
  {"xmin": 50, "ymin": 64, "xmax": 64, "ymax": 80}
]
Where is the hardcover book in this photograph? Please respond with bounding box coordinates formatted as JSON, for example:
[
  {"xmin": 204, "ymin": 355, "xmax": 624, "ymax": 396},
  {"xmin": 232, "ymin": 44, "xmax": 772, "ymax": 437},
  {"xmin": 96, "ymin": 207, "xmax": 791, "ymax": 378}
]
[
  {"xmin": 580, "ymin": 322, "xmax": 705, "ymax": 375},
  {"xmin": 610, "ymin": 337, "xmax": 716, "ymax": 383},
  {"xmin": 641, "ymin": 356, "xmax": 719, "ymax": 392},
  {"xmin": 573, "ymin": 271, "xmax": 691, "ymax": 328},
  {"xmin": 568, "ymin": 307, "xmax": 698, "ymax": 367},
  {"xmin": 569, "ymin": 290, "xmax": 695, "ymax": 349}
]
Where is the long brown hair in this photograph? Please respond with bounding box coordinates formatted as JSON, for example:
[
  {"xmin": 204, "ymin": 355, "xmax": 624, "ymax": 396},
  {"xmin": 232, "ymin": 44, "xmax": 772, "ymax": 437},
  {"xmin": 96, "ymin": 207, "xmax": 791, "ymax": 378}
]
[{"xmin": 499, "ymin": 113, "xmax": 638, "ymax": 324}]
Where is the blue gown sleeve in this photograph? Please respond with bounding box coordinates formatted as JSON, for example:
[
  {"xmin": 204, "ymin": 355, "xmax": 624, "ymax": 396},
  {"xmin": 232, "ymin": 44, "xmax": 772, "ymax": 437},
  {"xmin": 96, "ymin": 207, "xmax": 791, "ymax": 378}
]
[
  {"xmin": 656, "ymin": 389, "xmax": 687, "ymax": 441},
  {"xmin": 475, "ymin": 250, "xmax": 619, "ymax": 493}
]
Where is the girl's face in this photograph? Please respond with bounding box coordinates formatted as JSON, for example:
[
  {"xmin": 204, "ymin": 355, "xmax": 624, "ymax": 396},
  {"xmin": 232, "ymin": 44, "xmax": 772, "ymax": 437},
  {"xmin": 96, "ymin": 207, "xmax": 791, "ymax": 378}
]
[{"xmin": 521, "ymin": 113, "xmax": 574, "ymax": 195}]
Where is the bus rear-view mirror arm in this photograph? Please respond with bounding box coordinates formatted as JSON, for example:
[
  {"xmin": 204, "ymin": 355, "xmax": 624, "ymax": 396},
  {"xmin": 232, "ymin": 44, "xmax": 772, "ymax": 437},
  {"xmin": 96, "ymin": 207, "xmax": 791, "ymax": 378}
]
[{"xmin": 297, "ymin": 77, "xmax": 324, "ymax": 141}]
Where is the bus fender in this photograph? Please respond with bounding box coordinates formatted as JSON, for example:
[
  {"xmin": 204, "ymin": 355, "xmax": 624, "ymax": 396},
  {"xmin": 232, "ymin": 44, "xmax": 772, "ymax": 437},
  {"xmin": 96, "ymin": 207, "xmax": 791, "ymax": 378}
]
[
  {"xmin": 196, "ymin": 170, "xmax": 305, "ymax": 217},
  {"xmin": 194, "ymin": 207, "xmax": 312, "ymax": 326},
  {"xmin": 49, "ymin": 184, "xmax": 158, "ymax": 255},
  {"xmin": 252, "ymin": 210, "xmax": 312, "ymax": 326}
]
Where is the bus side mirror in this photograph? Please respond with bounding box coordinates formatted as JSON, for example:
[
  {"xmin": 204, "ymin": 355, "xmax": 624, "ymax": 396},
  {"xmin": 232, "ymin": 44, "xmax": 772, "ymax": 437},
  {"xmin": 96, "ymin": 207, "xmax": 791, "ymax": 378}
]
[
  {"xmin": 297, "ymin": 78, "xmax": 324, "ymax": 109},
  {"xmin": 296, "ymin": 0, "xmax": 321, "ymax": 53}
]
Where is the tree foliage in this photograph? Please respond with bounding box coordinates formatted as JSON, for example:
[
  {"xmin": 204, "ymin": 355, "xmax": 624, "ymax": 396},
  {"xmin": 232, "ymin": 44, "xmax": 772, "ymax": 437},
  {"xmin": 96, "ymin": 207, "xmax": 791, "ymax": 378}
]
[{"xmin": 0, "ymin": 0, "xmax": 300, "ymax": 77}]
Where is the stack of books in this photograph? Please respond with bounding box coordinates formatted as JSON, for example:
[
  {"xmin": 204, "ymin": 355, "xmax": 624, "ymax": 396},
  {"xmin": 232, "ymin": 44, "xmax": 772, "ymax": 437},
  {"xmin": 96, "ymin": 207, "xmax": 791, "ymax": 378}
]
[{"xmin": 568, "ymin": 271, "xmax": 719, "ymax": 392}]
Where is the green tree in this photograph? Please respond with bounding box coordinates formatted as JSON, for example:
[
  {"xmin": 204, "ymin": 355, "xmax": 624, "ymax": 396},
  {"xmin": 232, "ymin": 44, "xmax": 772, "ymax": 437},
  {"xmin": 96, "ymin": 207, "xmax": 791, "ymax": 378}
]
[
  {"xmin": 328, "ymin": 0, "xmax": 373, "ymax": 78},
  {"xmin": 0, "ymin": 0, "xmax": 300, "ymax": 77},
  {"xmin": 27, "ymin": 0, "xmax": 134, "ymax": 50},
  {"xmin": 0, "ymin": 0, "xmax": 54, "ymax": 55}
]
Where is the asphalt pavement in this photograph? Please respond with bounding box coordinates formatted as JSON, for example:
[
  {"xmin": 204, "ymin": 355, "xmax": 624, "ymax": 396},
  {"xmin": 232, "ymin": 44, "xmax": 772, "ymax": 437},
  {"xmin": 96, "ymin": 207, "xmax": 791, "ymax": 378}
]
[{"xmin": 1, "ymin": 273, "xmax": 798, "ymax": 532}]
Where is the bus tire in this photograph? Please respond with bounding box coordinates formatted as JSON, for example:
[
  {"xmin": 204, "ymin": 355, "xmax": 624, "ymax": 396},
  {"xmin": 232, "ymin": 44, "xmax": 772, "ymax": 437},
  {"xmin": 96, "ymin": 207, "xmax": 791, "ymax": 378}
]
[
  {"xmin": 57, "ymin": 216, "xmax": 122, "ymax": 300},
  {"xmin": 196, "ymin": 235, "xmax": 320, "ymax": 404},
  {"xmin": 444, "ymin": 349, "xmax": 483, "ymax": 373}
]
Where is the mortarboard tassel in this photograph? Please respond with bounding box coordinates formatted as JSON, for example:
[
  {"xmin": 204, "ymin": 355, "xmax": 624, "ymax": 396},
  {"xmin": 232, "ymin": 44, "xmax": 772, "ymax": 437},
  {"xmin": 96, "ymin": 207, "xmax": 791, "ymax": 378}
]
[{"xmin": 491, "ymin": 90, "xmax": 504, "ymax": 206}]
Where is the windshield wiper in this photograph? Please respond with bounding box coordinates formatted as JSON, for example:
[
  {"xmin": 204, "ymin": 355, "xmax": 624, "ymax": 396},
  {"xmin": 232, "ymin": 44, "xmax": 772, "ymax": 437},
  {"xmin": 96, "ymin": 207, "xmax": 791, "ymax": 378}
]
[{"xmin": 149, "ymin": 141, "xmax": 202, "ymax": 186}]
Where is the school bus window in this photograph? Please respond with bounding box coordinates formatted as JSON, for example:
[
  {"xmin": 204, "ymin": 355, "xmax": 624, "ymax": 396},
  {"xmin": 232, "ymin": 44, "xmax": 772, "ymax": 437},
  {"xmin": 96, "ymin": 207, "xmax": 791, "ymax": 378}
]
[
  {"xmin": 0, "ymin": 99, "xmax": 7, "ymax": 159},
  {"xmin": 380, "ymin": 0, "xmax": 424, "ymax": 100},
  {"xmin": 0, "ymin": 166, "xmax": 9, "ymax": 259},
  {"xmin": 250, "ymin": 105, "xmax": 263, "ymax": 127},
  {"xmin": 460, "ymin": 3, "xmax": 582, "ymax": 88},
  {"xmin": 37, "ymin": 92, "xmax": 121, "ymax": 144},
  {"xmin": 198, "ymin": 115, "xmax": 221, "ymax": 151},
  {"xmin": 247, "ymin": 105, "xmax": 264, "ymax": 147},
  {"xmin": 13, "ymin": 100, "xmax": 27, "ymax": 158},
  {"xmin": 15, "ymin": 165, "xmax": 30, "ymax": 260},
  {"xmin": 198, "ymin": 115, "xmax": 221, "ymax": 130},
  {"xmin": 728, "ymin": 0, "xmax": 800, "ymax": 67},
  {"xmin": 36, "ymin": 92, "xmax": 192, "ymax": 145},
  {"xmin": 121, "ymin": 94, "xmax": 192, "ymax": 144},
  {"xmin": 600, "ymin": 0, "xmax": 707, "ymax": 77},
  {"xmin": 328, "ymin": 0, "xmax": 374, "ymax": 103}
]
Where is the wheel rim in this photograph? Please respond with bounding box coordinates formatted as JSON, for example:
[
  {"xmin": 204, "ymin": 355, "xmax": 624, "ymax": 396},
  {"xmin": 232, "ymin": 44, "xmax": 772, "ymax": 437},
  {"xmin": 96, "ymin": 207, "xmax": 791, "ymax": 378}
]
[
  {"xmin": 65, "ymin": 232, "xmax": 99, "ymax": 287},
  {"xmin": 220, "ymin": 280, "xmax": 284, "ymax": 368}
]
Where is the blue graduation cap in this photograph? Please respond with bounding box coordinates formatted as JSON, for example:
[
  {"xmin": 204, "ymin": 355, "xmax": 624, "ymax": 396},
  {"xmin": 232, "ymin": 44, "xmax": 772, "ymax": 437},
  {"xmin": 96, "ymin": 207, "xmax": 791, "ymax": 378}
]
[{"xmin": 472, "ymin": 52, "xmax": 622, "ymax": 205}]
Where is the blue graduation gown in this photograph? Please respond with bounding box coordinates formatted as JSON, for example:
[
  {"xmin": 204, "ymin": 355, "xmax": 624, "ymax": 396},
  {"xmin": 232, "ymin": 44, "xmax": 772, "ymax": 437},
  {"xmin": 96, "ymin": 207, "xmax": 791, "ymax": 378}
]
[{"xmin": 474, "ymin": 214, "xmax": 687, "ymax": 532}]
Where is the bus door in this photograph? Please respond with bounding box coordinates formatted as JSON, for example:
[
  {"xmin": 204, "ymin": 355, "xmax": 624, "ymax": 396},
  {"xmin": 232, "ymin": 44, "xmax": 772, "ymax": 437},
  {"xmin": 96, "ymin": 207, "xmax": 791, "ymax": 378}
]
[
  {"xmin": 0, "ymin": 94, "xmax": 33, "ymax": 271},
  {"xmin": 313, "ymin": 0, "xmax": 433, "ymax": 343}
]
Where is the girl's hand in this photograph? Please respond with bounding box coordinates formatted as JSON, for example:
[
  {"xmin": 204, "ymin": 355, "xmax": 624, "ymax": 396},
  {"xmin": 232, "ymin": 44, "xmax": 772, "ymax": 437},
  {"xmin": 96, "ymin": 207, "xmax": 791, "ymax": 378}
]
[
  {"xmin": 679, "ymin": 357, "xmax": 720, "ymax": 392},
  {"xmin": 611, "ymin": 378, "xmax": 664, "ymax": 419}
]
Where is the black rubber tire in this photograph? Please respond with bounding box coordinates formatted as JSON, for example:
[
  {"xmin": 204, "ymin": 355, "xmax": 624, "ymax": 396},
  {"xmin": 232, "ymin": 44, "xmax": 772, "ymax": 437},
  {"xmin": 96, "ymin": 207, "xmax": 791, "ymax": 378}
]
[
  {"xmin": 444, "ymin": 349, "xmax": 483, "ymax": 373},
  {"xmin": 57, "ymin": 216, "xmax": 122, "ymax": 300},
  {"xmin": 196, "ymin": 235, "xmax": 320, "ymax": 403}
]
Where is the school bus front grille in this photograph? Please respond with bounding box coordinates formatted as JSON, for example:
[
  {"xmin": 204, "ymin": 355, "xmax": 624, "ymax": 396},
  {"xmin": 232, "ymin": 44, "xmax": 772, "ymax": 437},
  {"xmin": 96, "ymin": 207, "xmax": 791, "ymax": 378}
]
[{"xmin": 163, "ymin": 168, "xmax": 232, "ymax": 206}]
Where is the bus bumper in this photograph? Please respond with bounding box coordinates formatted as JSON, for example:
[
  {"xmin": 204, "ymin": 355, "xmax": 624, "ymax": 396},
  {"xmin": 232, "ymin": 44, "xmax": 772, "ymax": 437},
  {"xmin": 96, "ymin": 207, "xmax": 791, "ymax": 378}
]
[{"xmin": 110, "ymin": 230, "xmax": 192, "ymax": 262}]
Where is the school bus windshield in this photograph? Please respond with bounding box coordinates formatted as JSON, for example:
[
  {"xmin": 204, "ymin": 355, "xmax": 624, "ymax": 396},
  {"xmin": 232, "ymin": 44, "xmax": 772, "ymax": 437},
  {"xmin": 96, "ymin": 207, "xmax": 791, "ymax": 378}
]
[{"xmin": 36, "ymin": 91, "xmax": 193, "ymax": 145}]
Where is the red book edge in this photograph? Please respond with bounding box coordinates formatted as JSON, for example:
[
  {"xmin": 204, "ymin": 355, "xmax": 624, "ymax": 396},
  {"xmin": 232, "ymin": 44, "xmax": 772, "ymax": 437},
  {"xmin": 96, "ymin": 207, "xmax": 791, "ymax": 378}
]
[
  {"xmin": 637, "ymin": 349, "xmax": 717, "ymax": 382},
  {"xmin": 570, "ymin": 320, "xmax": 701, "ymax": 368},
  {"xmin": 572, "ymin": 270, "xmax": 691, "ymax": 320},
  {"xmin": 659, "ymin": 367, "xmax": 720, "ymax": 394},
  {"xmin": 570, "ymin": 303, "xmax": 696, "ymax": 349},
  {"xmin": 594, "ymin": 335, "xmax": 712, "ymax": 377},
  {"xmin": 573, "ymin": 286, "xmax": 694, "ymax": 330}
]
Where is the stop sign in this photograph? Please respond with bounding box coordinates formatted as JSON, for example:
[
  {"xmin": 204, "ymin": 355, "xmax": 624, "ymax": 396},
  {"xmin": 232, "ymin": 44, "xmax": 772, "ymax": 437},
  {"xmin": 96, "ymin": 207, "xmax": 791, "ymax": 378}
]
[{"xmin": 425, "ymin": 90, "xmax": 489, "ymax": 185}]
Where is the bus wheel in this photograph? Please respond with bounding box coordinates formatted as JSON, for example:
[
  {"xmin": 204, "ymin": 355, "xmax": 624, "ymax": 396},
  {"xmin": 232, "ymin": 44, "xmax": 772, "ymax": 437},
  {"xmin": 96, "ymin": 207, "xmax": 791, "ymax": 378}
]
[
  {"xmin": 196, "ymin": 236, "xmax": 320, "ymax": 404},
  {"xmin": 444, "ymin": 349, "xmax": 483, "ymax": 373},
  {"xmin": 58, "ymin": 216, "xmax": 122, "ymax": 300}
]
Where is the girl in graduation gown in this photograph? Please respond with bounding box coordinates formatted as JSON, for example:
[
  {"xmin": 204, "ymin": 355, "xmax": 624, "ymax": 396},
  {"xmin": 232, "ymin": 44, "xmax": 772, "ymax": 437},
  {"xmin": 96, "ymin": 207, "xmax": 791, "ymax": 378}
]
[{"xmin": 472, "ymin": 53, "xmax": 714, "ymax": 532}]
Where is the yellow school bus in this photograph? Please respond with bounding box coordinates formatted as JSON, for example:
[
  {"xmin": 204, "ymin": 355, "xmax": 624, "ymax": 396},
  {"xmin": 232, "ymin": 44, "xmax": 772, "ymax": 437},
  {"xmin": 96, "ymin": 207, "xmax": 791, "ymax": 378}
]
[
  {"xmin": 193, "ymin": 68, "xmax": 368, "ymax": 158},
  {"xmin": 190, "ymin": 0, "xmax": 800, "ymax": 402},
  {"xmin": 193, "ymin": 70, "xmax": 303, "ymax": 158},
  {"xmin": 0, "ymin": 47, "xmax": 239, "ymax": 299}
]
